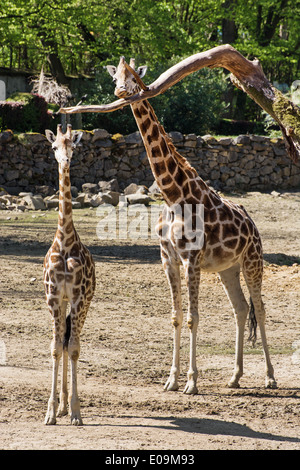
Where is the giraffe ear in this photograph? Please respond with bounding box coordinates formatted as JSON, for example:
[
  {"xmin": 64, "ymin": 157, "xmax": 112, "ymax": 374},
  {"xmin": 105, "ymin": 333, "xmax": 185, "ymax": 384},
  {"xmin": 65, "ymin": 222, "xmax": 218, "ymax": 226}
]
[
  {"xmin": 106, "ymin": 65, "xmax": 117, "ymax": 77},
  {"xmin": 45, "ymin": 129, "xmax": 56, "ymax": 144},
  {"xmin": 137, "ymin": 66, "xmax": 147, "ymax": 78},
  {"xmin": 72, "ymin": 131, "xmax": 83, "ymax": 146}
]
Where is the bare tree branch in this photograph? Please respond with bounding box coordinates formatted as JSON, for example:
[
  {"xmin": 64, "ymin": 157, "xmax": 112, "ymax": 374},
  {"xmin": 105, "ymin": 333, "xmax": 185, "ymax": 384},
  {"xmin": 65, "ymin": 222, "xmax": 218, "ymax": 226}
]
[{"xmin": 60, "ymin": 44, "xmax": 300, "ymax": 162}]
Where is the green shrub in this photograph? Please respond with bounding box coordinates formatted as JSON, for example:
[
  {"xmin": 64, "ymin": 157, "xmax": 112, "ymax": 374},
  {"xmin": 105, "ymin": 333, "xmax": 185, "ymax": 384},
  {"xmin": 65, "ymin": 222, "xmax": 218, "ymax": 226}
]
[{"xmin": 0, "ymin": 93, "xmax": 52, "ymax": 133}]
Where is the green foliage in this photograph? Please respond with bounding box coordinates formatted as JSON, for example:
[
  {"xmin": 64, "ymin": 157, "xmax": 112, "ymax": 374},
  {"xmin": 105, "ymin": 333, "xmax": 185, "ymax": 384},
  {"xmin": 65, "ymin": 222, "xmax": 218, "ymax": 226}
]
[
  {"xmin": 0, "ymin": 0, "xmax": 298, "ymax": 80},
  {"xmin": 0, "ymin": 0, "xmax": 299, "ymax": 132}
]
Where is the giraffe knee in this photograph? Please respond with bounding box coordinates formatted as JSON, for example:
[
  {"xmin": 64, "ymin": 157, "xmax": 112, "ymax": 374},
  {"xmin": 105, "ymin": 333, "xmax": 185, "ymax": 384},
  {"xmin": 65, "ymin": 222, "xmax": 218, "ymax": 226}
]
[
  {"xmin": 187, "ymin": 314, "xmax": 199, "ymax": 330},
  {"xmin": 51, "ymin": 340, "xmax": 63, "ymax": 359},
  {"xmin": 171, "ymin": 310, "xmax": 182, "ymax": 328},
  {"xmin": 68, "ymin": 341, "xmax": 80, "ymax": 361}
]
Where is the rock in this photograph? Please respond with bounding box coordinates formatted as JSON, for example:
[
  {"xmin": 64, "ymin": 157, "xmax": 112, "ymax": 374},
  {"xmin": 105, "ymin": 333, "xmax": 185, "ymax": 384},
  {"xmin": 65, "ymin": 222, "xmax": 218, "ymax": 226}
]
[
  {"xmin": 202, "ymin": 135, "xmax": 217, "ymax": 144},
  {"xmin": 260, "ymin": 165, "xmax": 273, "ymax": 176},
  {"xmin": 104, "ymin": 169, "xmax": 118, "ymax": 178},
  {"xmin": 28, "ymin": 133, "xmax": 47, "ymax": 143},
  {"xmin": 218, "ymin": 137, "xmax": 232, "ymax": 146},
  {"xmin": 71, "ymin": 186, "xmax": 78, "ymax": 198},
  {"xmin": 44, "ymin": 196, "xmax": 59, "ymax": 209},
  {"xmin": 125, "ymin": 193, "xmax": 153, "ymax": 205},
  {"xmin": 148, "ymin": 181, "xmax": 161, "ymax": 195},
  {"xmin": 21, "ymin": 194, "xmax": 46, "ymax": 210},
  {"xmin": 168, "ymin": 131, "xmax": 183, "ymax": 143},
  {"xmin": 234, "ymin": 135, "xmax": 251, "ymax": 145},
  {"xmin": 35, "ymin": 185, "xmax": 56, "ymax": 197},
  {"xmin": 72, "ymin": 201, "xmax": 82, "ymax": 209},
  {"xmin": 0, "ymin": 130, "xmax": 13, "ymax": 144},
  {"xmin": 4, "ymin": 170, "xmax": 19, "ymax": 182},
  {"xmin": 125, "ymin": 131, "xmax": 142, "ymax": 145},
  {"xmin": 98, "ymin": 178, "xmax": 120, "ymax": 193},
  {"xmin": 75, "ymin": 193, "xmax": 86, "ymax": 207},
  {"xmin": 102, "ymin": 191, "xmax": 121, "ymax": 206},
  {"xmin": 91, "ymin": 191, "xmax": 120, "ymax": 207},
  {"xmin": 124, "ymin": 183, "xmax": 148, "ymax": 195},
  {"xmin": 92, "ymin": 129, "xmax": 110, "ymax": 142},
  {"xmin": 82, "ymin": 182, "xmax": 99, "ymax": 194},
  {"xmin": 18, "ymin": 192, "xmax": 33, "ymax": 198}
]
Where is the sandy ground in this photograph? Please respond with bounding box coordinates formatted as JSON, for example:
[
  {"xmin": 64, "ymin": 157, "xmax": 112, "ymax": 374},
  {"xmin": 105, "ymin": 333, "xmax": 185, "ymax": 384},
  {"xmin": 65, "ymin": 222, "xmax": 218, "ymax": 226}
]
[{"xmin": 0, "ymin": 190, "xmax": 300, "ymax": 451}]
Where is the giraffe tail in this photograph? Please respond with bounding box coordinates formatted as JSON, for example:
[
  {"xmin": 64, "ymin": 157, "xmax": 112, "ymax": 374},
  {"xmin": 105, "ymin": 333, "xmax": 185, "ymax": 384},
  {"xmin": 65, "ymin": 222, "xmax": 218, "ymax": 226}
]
[
  {"xmin": 248, "ymin": 297, "xmax": 257, "ymax": 346},
  {"xmin": 63, "ymin": 314, "xmax": 71, "ymax": 350}
]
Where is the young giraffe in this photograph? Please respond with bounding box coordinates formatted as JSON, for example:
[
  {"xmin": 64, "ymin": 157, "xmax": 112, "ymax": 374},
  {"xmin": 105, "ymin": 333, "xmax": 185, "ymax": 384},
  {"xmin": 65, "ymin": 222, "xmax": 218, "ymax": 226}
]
[
  {"xmin": 107, "ymin": 57, "xmax": 277, "ymax": 393},
  {"xmin": 43, "ymin": 124, "xmax": 96, "ymax": 425}
]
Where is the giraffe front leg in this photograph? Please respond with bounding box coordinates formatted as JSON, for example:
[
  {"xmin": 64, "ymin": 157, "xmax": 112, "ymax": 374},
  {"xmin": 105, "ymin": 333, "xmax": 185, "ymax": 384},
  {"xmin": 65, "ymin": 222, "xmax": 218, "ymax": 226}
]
[
  {"xmin": 45, "ymin": 302, "xmax": 65, "ymax": 425},
  {"xmin": 183, "ymin": 257, "xmax": 200, "ymax": 395},
  {"xmin": 161, "ymin": 247, "xmax": 183, "ymax": 392},
  {"xmin": 45, "ymin": 336, "xmax": 63, "ymax": 425}
]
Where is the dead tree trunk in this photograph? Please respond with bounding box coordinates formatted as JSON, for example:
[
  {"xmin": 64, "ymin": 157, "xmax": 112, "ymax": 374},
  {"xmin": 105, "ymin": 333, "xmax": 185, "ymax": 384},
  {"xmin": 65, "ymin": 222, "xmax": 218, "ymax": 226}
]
[{"xmin": 60, "ymin": 45, "xmax": 300, "ymax": 162}]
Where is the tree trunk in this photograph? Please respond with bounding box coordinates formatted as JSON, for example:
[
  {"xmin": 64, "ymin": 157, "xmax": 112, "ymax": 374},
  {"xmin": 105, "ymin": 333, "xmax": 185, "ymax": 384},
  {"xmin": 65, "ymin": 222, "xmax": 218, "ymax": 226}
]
[{"xmin": 60, "ymin": 45, "xmax": 300, "ymax": 162}]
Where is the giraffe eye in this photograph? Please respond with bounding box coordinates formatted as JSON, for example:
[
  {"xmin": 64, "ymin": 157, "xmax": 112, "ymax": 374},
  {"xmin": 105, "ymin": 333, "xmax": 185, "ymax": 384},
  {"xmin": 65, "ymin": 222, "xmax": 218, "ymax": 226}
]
[{"xmin": 52, "ymin": 146, "xmax": 57, "ymax": 151}]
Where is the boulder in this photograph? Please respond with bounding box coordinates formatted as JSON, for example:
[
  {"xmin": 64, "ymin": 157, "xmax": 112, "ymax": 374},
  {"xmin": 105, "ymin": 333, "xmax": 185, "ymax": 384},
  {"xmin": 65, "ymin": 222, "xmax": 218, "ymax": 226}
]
[
  {"xmin": 21, "ymin": 194, "xmax": 46, "ymax": 210},
  {"xmin": 125, "ymin": 193, "xmax": 153, "ymax": 205},
  {"xmin": 148, "ymin": 180, "xmax": 161, "ymax": 195},
  {"xmin": 44, "ymin": 195, "xmax": 59, "ymax": 209},
  {"xmin": 98, "ymin": 178, "xmax": 120, "ymax": 193},
  {"xmin": 124, "ymin": 182, "xmax": 148, "ymax": 195},
  {"xmin": 82, "ymin": 182, "xmax": 99, "ymax": 194},
  {"xmin": 92, "ymin": 129, "xmax": 110, "ymax": 142}
]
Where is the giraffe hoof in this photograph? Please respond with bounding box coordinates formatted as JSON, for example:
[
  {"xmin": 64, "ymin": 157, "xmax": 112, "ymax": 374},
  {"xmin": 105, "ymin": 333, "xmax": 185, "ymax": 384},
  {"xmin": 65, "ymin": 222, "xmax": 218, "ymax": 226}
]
[
  {"xmin": 183, "ymin": 383, "xmax": 198, "ymax": 395},
  {"xmin": 265, "ymin": 378, "xmax": 277, "ymax": 389},
  {"xmin": 164, "ymin": 380, "xmax": 179, "ymax": 392},
  {"xmin": 227, "ymin": 381, "xmax": 240, "ymax": 388},
  {"xmin": 44, "ymin": 415, "xmax": 56, "ymax": 425},
  {"xmin": 71, "ymin": 417, "xmax": 83, "ymax": 426}
]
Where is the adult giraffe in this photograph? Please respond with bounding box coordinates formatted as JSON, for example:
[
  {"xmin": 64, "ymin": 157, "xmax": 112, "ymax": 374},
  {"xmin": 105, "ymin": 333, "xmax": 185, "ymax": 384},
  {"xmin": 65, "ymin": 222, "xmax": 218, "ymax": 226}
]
[{"xmin": 107, "ymin": 57, "xmax": 277, "ymax": 394}]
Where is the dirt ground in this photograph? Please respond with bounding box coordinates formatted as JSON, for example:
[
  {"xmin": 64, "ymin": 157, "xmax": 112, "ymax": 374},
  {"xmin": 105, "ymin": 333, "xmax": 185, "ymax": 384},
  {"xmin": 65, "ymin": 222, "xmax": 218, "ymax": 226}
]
[{"xmin": 0, "ymin": 190, "xmax": 300, "ymax": 451}]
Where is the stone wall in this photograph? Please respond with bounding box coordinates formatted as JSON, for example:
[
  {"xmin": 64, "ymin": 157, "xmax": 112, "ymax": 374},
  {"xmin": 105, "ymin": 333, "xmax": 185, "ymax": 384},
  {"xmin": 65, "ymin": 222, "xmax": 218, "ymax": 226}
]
[{"xmin": 0, "ymin": 128, "xmax": 299, "ymax": 196}]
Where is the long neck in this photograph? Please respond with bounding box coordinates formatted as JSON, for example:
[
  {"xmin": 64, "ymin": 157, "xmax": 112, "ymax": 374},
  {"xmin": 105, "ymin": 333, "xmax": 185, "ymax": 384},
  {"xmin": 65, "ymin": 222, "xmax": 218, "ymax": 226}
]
[
  {"xmin": 56, "ymin": 164, "xmax": 75, "ymax": 241},
  {"xmin": 131, "ymin": 99, "xmax": 204, "ymax": 206}
]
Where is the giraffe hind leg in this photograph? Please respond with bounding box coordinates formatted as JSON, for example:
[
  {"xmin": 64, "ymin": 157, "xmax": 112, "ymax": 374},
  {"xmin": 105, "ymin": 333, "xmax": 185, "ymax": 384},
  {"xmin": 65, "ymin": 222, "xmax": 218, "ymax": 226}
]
[
  {"xmin": 242, "ymin": 258, "xmax": 277, "ymax": 389},
  {"xmin": 219, "ymin": 264, "xmax": 249, "ymax": 388}
]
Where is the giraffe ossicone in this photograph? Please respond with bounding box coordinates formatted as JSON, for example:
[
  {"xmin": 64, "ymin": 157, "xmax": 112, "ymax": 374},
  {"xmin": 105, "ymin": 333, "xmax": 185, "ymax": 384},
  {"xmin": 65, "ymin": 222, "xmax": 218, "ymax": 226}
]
[
  {"xmin": 43, "ymin": 124, "xmax": 96, "ymax": 425},
  {"xmin": 107, "ymin": 57, "xmax": 277, "ymax": 393}
]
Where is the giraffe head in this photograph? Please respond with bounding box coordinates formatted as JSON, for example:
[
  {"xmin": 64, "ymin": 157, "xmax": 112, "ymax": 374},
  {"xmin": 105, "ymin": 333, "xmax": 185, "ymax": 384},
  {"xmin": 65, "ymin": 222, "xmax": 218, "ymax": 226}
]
[
  {"xmin": 45, "ymin": 124, "xmax": 83, "ymax": 169},
  {"xmin": 106, "ymin": 56, "xmax": 147, "ymax": 98}
]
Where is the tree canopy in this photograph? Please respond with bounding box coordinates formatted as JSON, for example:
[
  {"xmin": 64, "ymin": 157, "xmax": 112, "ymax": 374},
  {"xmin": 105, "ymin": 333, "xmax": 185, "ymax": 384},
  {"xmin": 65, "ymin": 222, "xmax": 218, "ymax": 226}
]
[{"xmin": 0, "ymin": 0, "xmax": 299, "ymax": 85}]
